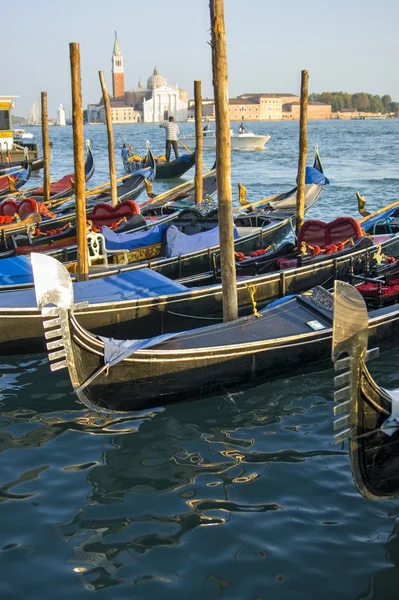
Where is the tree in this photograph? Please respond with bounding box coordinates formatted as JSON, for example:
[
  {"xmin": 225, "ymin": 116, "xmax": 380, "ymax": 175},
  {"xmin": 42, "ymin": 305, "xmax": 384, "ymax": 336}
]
[{"xmin": 382, "ymin": 95, "xmax": 392, "ymax": 111}]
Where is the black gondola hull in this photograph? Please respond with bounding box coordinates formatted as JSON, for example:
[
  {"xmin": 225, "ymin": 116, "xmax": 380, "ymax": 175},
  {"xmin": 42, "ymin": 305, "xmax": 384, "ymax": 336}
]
[
  {"xmin": 3, "ymin": 233, "xmax": 399, "ymax": 355},
  {"xmin": 48, "ymin": 283, "xmax": 399, "ymax": 412}
]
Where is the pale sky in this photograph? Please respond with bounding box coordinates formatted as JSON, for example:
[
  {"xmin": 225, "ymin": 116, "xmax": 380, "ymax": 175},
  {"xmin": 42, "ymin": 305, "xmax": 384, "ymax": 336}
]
[{"xmin": 4, "ymin": 0, "xmax": 399, "ymax": 118}]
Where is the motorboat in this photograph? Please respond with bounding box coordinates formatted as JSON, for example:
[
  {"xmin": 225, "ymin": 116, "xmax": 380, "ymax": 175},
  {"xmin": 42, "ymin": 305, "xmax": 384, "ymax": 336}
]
[
  {"xmin": 181, "ymin": 128, "xmax": 270, "ymax": 150},
  {"xmin": 13, "ymin": 129, "xmax": 34, "ymax": 140}
]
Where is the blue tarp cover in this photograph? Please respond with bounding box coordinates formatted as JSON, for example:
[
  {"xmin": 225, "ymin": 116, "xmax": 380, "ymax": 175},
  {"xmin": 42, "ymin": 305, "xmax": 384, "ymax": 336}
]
[
  {"xmin": 101, "ymin": 222, "xmax": 169, "ymax": 251},
  {"xmin": 165, "ymin": 225, "xmax": 239, "ymax": 258},
  {"xmin": 0, "ymin": 256, "xmax": 33, "ymax": 286},
  {"xmin": 304, "ymin": 166, "xmax": 329, "ymax": 186},
  {"xmin": 0, "ymin": 267, "xmax": 189, "ymax": 309},
  {"xmin": 361, "ymin": 205, "xmax": 399, "ymax": 232}
]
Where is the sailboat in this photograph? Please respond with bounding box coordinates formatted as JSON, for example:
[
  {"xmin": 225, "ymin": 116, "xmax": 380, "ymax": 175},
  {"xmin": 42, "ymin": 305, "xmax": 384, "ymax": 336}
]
[{"xmin": 27, "ymin": 101, "xmax": 41, "ymax": 126}]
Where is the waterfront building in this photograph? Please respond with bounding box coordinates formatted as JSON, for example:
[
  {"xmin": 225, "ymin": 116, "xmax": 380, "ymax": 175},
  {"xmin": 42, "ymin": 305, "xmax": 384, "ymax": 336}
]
[
  {"xmin": 283, "ymin": 101, "xmax": 332, "ymax": 120},
  {"xmin": 0, "ymin": 95, "xmax": 17, "ymax": 148},
  {"xmin": 87, "ymin": 33, "xmax": 188, "ymax": 123}
]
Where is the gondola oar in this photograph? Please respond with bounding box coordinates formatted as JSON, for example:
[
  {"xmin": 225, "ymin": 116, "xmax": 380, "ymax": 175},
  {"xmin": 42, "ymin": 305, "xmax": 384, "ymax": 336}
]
[{"xmin": 178, "ymin": 138, "xmax": 210, "ymax": 172}]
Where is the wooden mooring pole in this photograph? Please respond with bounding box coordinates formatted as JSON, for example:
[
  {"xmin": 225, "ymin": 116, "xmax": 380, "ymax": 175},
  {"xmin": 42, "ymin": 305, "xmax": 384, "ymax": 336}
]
[
  {"xmin": 209, "ymin": 0, "xmax": 238, "ymax": 322},
  {"xmin": 99, "ymin": 70, "xmax": 118, "ymax": 206},
  {"xmin": 70, "ymin": 42, "xmax": 89, "ymax": 281},
  {"xmin": 41, "ymin": 92, "xmax": 51, "ymax": 203},
  {"xmin": 194, "ymin": 80, "xmax": 203, "ymax": 205},
  {"xmin": 295, "ymin": 69, "xmax": 309, "ymax": 237}
]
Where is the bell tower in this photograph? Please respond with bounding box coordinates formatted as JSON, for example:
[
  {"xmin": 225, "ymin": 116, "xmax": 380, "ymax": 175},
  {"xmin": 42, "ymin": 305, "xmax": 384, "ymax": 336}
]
[{"xmin": 111, "ymin": 31, "xmax": 125, "ymax": 99}]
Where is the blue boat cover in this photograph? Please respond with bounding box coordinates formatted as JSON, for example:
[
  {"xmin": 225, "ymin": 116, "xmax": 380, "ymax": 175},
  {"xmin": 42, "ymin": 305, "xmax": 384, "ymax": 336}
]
[
  {"xmin": 361, "ymin": 205, "xmax": 399, "ymax": 232},
  {"xmin": 0, "ymin": 255, "xmax": 33, "ymax": 286},
  {"xmin": 165, "ymin": 225, "xmax": 239, "ymax": 258},
  {"xmin": 101, "ymin": 222, "xmax": 169, "ymax": 251},
  {"xmin": 0, "ymin": 267, "xmax": 189, "ymax": 309},
  {"xmin": 304, "ymin": 166, "xmax": 329, "ymax": 186}
]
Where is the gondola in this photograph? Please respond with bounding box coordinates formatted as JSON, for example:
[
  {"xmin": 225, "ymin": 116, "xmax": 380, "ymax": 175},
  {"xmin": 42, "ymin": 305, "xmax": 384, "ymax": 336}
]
[
  {"xmin": 0, "ymin": 156, "xmax": 44, "ymax": 173},
  {"xmin": 122, "ymin": 144, "xmax": 196, "ymax": 180},
  {"xmin": 332, "ymin": 280, "xmax": 399, "ymax": 500},
  {"xmin": 0, "ymin": 164, "xmax": 31, "ymax": 198},
  {"xmin": 0, "ymin": 152, "xmax": 326, "ymax": 286},
  {"xmin": 25, "ymin": 140, "xmax": 95, "ymax": 201},
  {"xmin": 0, "ymin": 152, "xmax": 156, "ymax": 255},
  {"xmin": 30, "ymin": 254, "xmax": 399, "ymax": 412},
  {"xmin": 0, "ymin": 215, "xmax": 396, "ymax": 355}
]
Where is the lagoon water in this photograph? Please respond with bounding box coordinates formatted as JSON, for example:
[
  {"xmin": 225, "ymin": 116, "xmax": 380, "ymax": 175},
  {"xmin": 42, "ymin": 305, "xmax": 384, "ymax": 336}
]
[{"xmin": 1, "ymin": 120, "xmax": 399, "ymax": 599}]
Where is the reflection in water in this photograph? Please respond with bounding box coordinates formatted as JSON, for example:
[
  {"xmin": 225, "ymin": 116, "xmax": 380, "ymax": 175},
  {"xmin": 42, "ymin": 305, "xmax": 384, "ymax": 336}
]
[
  {"xmin": 48, "ymin": 374, "xmax": 344, "ymax": 593},
  {"xmin": 1, "ymin": 349, "xmax": 399, "ymax": 597},
  {"xmin": 358, "ymin": 520, "xmax": 399, "ymax": 600}
]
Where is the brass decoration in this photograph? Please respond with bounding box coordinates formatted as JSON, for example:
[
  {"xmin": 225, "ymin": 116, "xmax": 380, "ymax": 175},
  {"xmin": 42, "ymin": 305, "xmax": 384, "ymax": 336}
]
[{"xmin": 238, "ymin": 182, "xmax": 249, "ymax": 206}]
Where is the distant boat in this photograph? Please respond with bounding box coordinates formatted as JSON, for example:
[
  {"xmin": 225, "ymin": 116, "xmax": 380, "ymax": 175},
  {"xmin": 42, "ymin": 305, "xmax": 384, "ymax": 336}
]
[
  {"xmin": 351, "ymin": 114, "xmax": 387, "ymax": 121},
  {"xmin": 13, "ymin": 128, "xmax": 34, "ymax": 140},
  {"xmin": 181, "ymin": 128, "xmax": 270, "ymax": 150}
]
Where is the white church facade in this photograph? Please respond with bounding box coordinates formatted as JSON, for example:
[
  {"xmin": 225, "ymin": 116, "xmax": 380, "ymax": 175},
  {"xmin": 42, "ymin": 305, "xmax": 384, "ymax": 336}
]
[
  {"xmin": 87, "ymin": 33, "xmax": 188, "ymax": 124},
  {"xmin": 143, "ymin": 83, "xmax": 188, "ymax": 123}
]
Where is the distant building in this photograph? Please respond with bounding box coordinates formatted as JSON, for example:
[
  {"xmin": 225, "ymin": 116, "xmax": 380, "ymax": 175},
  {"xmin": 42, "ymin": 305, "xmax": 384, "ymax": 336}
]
[
  {"xmin": 283, "ymin": 101, "xmax": 332, "ymax": 120},
  {"xmin": 112, "ymin": 31, "xmax": 125, "ymax": 100},
  {"xmin": 87, "ymin": 33, "xmax": 188, "ymax": 123}
]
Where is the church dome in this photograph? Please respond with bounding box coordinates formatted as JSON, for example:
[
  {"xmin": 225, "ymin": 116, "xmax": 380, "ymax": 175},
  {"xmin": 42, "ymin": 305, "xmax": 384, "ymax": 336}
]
[{"xmin": 147, "ymin": 67, "xmax": 166, "ymax": 89}]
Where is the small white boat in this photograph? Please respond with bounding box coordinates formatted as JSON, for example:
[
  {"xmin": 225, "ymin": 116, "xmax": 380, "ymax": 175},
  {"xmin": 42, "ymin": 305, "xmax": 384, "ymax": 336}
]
[
  {"xmin": 181, "ymin": 128, "xmax": 270, "ymax": 150},
  {"xmin": 13, "ymin": 129, "xmax": 34, "ymax": 140}
]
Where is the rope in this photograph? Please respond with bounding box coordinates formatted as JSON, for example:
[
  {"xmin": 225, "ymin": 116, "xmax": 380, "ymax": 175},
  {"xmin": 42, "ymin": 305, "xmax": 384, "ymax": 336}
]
[{"xmin": 245, "ymin": 284, "xmax": 261, "ymax": 318}]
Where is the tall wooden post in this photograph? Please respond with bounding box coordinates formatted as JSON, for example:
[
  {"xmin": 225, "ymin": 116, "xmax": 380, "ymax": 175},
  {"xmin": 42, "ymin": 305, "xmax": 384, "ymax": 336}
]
[
  {"xmin": 295, "ymin": 70, "xmax": 309, "ymax": 236},
  {"xmin": 209, "ymin": 0, "xmax": 238, "ymax": 322},
  {"xmin": 41, "ymin": 92, "xmax": 51, "ymax": 203},
  {"xmin": 194, "ymin": 80, "xmax": 203, "ymax": 205},
  {"xmin": 70, "ymin": 42, "xmax": 89, "ymax": 281},
  {"xmin": 99, "ymin": 70, "xmax": 118, "ymax": 206}
]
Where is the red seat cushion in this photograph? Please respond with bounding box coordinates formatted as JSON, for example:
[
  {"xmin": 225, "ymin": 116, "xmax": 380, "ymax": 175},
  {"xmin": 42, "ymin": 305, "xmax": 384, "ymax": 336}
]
[
  {"xmin": 277, "ymin": 257, "xmax": 298, "ymax": 270},
  {"xmin": 18, "ymin": 198, "xmax": 39, "ymax": 218},
  {"xmin": 297, "ymin": 217, "xmax": 364, "ymax": 249},
  {"xmin": 0, "ymin": 199, "xmax": 18, "ymax": 217},
  {"xmin": 90, "ymin": 200, "xmax": 140, "ymax": 227},
  {"xmin": 297, "ymin": 219, "xmax": 328, "ymax": 248},
  {"xmin": 356, "ymin": 282, "xmax": 399, "ymax": 298},
  {"xmin": 328, "ymin": 217, "xmax": 363, "ymax": 244}
]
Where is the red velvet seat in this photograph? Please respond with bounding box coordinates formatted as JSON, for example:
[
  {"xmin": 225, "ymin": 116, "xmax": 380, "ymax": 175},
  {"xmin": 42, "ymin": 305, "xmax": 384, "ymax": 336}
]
[
  {"xmin": 357, "ymin": 278, "xmax": 399, "ymax": 299},
  {"xmin": 90, "ymin": 200, "xmax": 140, "ymax": 227},
  {"xmin": 18, "ymin": 198, "xmax": 39, "ymax": 218},
  {"xmin": 297, "ymin": 217, "xmax": 363, "ymax": 248},
  {"xmin": 0, "ymin": 199, "xmax": 18, "ymax": 217},
  {"xmin": 277, "ymin": 257, "xmax": 298, "ymax": 270}
]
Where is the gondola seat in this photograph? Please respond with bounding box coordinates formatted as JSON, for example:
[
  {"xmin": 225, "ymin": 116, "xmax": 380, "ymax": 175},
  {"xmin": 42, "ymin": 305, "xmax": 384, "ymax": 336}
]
[
  {"xmin": 277, "ymin": 217, "xmax": 365, "ymax": 270},
  {"xmin": 90, "ymin": 200, "xmax": 140, "ymax": 227},
  {"xmin": 356, "ymin": 278, "xmax": 399, "ymax": 301},
  {"xmin": 0, "ymin": 198, "xmax": 56, "ymax": 220},
  {"xmin": 17, "ymin": 198, "xmax": 39, "ymax": 218},
  {"xmin": 297, "ymin": 216, "xmax": 364, "ymax": 248},
  {"xmin": 0, "ymin": 199, "xmax": 18, "ymax": 217}
]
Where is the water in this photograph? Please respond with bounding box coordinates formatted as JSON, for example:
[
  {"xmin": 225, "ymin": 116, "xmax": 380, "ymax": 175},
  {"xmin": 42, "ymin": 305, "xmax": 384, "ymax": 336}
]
[{"xmin": 1, "ymin": 120, "xmax": 399, "ymax": 599}]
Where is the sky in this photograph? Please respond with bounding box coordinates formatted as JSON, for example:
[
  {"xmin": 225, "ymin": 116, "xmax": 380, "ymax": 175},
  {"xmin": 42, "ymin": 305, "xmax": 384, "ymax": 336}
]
[{"xmin": 4, "ymin": 0, "xmax": 399, "ymax": 118}]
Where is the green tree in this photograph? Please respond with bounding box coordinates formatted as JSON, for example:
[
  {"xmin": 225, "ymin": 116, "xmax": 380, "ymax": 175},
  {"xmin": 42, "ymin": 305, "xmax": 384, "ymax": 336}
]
[{"xmin": 382, "ymin": 95, "xmax": 392, "ymax": 111}]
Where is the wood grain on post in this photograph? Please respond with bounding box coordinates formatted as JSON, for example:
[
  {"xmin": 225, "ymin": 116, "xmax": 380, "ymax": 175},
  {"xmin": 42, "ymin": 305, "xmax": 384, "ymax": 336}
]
[
  {"xmin": 99, "ymin": 70, "xmax": 118, "ymax": 206},
  {"xmin": 70, "ymin": 42, "xmax": 88, "ymax": 281},
  {"xmin": 209, "ymin": 0, "xmax": 238, "ymax": 321},
  {"xmin": 295, "ymin": 70, "xmax": 309, "ymax": 236},
  {"xmin": 41, "ymin": 92, "xmax": 51, "ymax": 203},
  {"xmin": 194, "ymin": 80, "xmax": 203, "ymax": 205}
]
